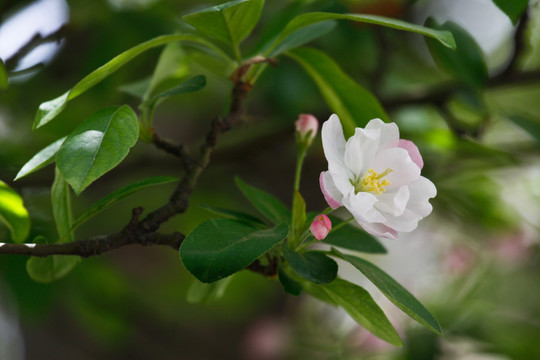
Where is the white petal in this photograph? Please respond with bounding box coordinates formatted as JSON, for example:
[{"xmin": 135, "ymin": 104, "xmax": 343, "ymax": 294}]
[
  {"xmin": 407, "ymin": 176, "xmax": 436, "ymax": 217},
  {"xmin": 329, "ymin": 169, "xmax": 355, "ymax": 197},
  {"xmin": 361, "ymin": 222, "xmax": 399, "ymax": 240},
  {"xmin": 346, "ymin": 191, "xmax": 386, "ymax": 223},
  {"xmin": 319, "ymin": 171, "xmax": 342, "ymax": 209},
  {"xmin": 374, "ymin": 185, "xmax": 410, "ymax": 217},
  {"xmin": 365, "ymin": 118, "xmax": 399, "ymax": 149},
  {"xmin": 344, "ymin": 127, "xmax": 380, "ymax": 177},
  {"xmin": 322, "ymin": 114, "xmax": 346, "ymax": 168},
  {"xmin": 370, "ymin": 147, "xmax": 420, "ymax": 188},
  {"xmin": 380, "ymin": 209, "xmax": 421, "ymax": 232}
]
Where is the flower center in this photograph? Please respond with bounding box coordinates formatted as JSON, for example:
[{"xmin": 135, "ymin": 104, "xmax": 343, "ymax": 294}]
[{"xmin": 352, "ymin": 168, "xmax": 392, "ymax": 195}]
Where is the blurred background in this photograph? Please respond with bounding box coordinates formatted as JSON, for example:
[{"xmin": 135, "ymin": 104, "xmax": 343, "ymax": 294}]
[{"xmin": 1, "ymin": 0, "xmax": 539, "ymax": 359}]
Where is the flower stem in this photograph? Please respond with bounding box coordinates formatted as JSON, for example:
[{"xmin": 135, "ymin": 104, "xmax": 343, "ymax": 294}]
[
  {"xmin": 290, "ymin": 147, "xmax": 308, "ymax": 248},
  {"xmin": 331, "ymin": 217, "xmax": 355, "ymax": 233}
]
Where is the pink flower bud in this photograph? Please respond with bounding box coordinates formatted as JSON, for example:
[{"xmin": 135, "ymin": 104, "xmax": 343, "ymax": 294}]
[
  {"xmin": 310, "ymin": 214, "xmax": 332, "ymax": 240},
  {"xmin": 295, "ymin": 114, "xmax": 318, "ymax": 144}
]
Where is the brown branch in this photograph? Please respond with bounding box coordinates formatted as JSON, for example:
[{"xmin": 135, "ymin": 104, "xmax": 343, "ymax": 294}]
[{"xmin": 0, "ymin": 80, "xmax": 253, "ymax": 261}]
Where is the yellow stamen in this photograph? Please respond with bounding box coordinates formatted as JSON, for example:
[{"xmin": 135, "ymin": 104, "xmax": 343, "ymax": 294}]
[{"xmin": 353, "ymin": 168, "xmax": 393, "ymax": 195}]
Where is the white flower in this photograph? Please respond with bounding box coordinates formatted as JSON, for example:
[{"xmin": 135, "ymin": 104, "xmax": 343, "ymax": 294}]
[{"xmin": 319, "ymin": 114, "xmax": 436, "ymax": 239}]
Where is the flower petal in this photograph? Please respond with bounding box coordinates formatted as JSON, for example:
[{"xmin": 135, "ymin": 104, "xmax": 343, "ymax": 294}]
[
  {"xmin": 370, "ymin": 147, "xmax": 420, "ymax": 188},
  {"xmin": 374, "ymin": 185, "xmax": 410, "ymax": 217},
  {"xmin": 365, "ymin": 118, "xmax": 399, "ymax": 149},
  {"xmin": 346, "ymin": 191, "xmax": 385, "ymax": 223},
  {"xmin": 361, "ymin": 222, "xmax": 399, "ymax": 240},
  {"xmin": 398, "ymin": 139, "xmax": 423, "ymax": 170},
  {"xmin": 407, "ymin": 176, "xmax": 436, "ymax": 217},
  {"xmin": 322, "ymin": 114, "xmax": 346, "ymax": 169},
  {"xmin": 319, "ymin": 171, "xmax": 342, "ymax": 209},
  {"xmin": 344, "ymin": 127, "xmax": 380, "ymax": 177}
]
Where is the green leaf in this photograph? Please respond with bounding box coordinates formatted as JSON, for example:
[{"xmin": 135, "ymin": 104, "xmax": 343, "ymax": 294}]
[
  {"xmin": 186, "ymin": 276, "xmax": 234, "ymax": 304},
  {"xmin": 27, "ymin": 255, "xmax": 80, "ymax": 283},
  {"xmin": 145, "ymin": 75, "xmax": 207, "ymax": 105},
  {"xmin": 268, "ymin": 20, "xmax": 336, "ymax": 57},
  {"xmin": 0, "ymin": 58, "xmax": 8, "ymax": 89},
  {"xmin": 492, "ymin": 0, "xmax": 529, "ymax": 24},
  {"xmin": 287, "ymin": 47, "xmax": 388, "ymax": 135},
  {"xmin": 198, "ymin": 204, "xmax": 266, "ymax": 226},
  {"xmin": 282, "ymin": 245, "xmax": 337, "ymax": 284},
  {"xmin": 51, "ymin": 168, "xmax": 74, "ymax": 242},
  {"xmin": 303, "ymin": 278, "xmax": 402, "ymax": 346},
  {"xmin": 183, "ymin": 0, "xmax": 264, "ymax": 49},
  {"xmin": 56, "ymin": 106, "xmax": 139, "ymax": 195},
  {"xmin": 425, "ymin": 19, "xmax": 488, "ymax": 89},
  {"xmin": 33, "ymin": 34, "xmax": 232, "ymax": 129},
  {"xmin": 146, "ymin": 42, "xmax": 190, "ymax": 99},
  {"xmin": 331, "ymin": 248, "xmax": 442, "ymax": 335},
  {"xmin": 235, "ymin": 177, "xmax": 291, "ymax": 225},
  {"xmin": 278, "ymin": 263, "xmax": 302, "ymax": 296},
  {"xmin": 323, "ymin": 216, "xmax": 386, "ymax": 254},
  {"xmin": 67, "ymin": 176, "xmax": 178, "ymax": 238},
  {"xmin": 507, "ymin": 115, "xmax": 540, "ymax": 145},
  {"xmin": 268, "ymin": 12, "xmax": 456, "ymax": 55},
  {"xmin": 180, "ymin": 219, "xmax": 288, "ymax": 283},
  {"xmin": 118, "ymin": 77, "xmax": 151, "ymax": 99},
  {"xmin": 14, "ymin": 137, "xmax": 66, "ymax": 181},
  {"xmin": 0, "ymin": 180, "xmax": 30, "ymax": 243}
]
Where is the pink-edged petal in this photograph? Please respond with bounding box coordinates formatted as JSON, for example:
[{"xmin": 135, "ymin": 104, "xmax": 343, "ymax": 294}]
[
  {"xmin": 398, "ymin": 139, "xmax": 424, "ymax": 170},
  {"xmin": 346, "ymin": 191, "xmax": 385, "ymax": 223},
  {"xmin": 365, "ymin": 118, "xmax": 399, "ymax": 149},
  {"xmin": 370, "ymin": 147, "xmax": 420, "ymax": 188},
  {"xmin": 320, "ymin": 171, "xmax": 342, "ymax": 209},
  {"xmin": 344, "ymin": 127, "xmax": 380, "ymax": 177},
  {"xmin": 361, "ymin": 222, "xmax": 399, "ymax": 240},
  {"xmin": 322, "ymin": 114, "xmax": 346, "ymax": 167},
  {"xmin": 374, "ymin": 185, "xmax": 410, "ymax": 217}
]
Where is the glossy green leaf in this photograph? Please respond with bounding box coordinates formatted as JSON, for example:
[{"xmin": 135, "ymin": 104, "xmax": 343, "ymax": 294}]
[
  {"xmin": 0, "ymin": 180, "xmax": 30, "ymax": 243},
  {"xmin": 303, "ymin": 278, "xmax": 402, "ymax": 346},
  {"xmin": 278, "ymin": 263, "xmax": 302, "ymax": 296},
  {"xmin": 287, "ymin": 47, "xmax": 388, "ymax": 135},
  {"xmin": 507, "ymin": 115, "xmax": 540, "ymax": 145},
  {"xmin": 332, "ymin": 248, "xmax": 442, "ymax": 335},
  {"xmin": 0, "ymin": 58, "xmax": 7, "ymax": 89},
  {"xmin": 51, "ymin": 168, "xmax": 73, "ymax": 242},
  {"xmin": 186, "ymin": 276, "xmax": 234, "ymax": 304},
  {"xmin": 269, "ymin": 12, "xmax": 456, "ymax": 55},
  {"xmin": 14, "ymin": 137, "xmax": 66, "ymax": 181},
  {"xmin": 282, "ymin": 245, "xmax": 337, "ymax": 284},
  {"xmin": 67, "ymin": 176, "xmax": 178, "ymax": 238},
  {"xmin": 425, "ymin": 19, "xmax": 488, "ymax": 89},
  {"xmin": 323, "ymin": 216, "xmax": 386, "ymax": 254},
  {"xmin": 492, "ymin": 0, "xmax": 529, "ymax": 24},
  {"xmin": 145, "ymin": 75, "xmax": 207, "ymax": 105},
  {"xmin": 183, "ymin": 0, "xmax": 264, "ymax": 49},
  {"xmin": 56, "ymin": 106, "xmax": 139, "ymax": 195},
  {"xmin": 235, "ymin": 177, "xmax": 291, "ymax": 224},
  {"xmin": 180, "ymin": 219, "xmax": 288, "ymax": 283},
  {"xmin": 268, "ymin": 20, "xmax": 336, "ymax": 57},
  {"xmin": 33, "ymin": 34, "xmax": 231, "ymax": 129},
  {"xmin": 27, "ymin": 255, "xmax": 80, "ymax": 283},
  {"xmin": 198, "ymin": 204, "xmax": 266, "ymax": 226}
]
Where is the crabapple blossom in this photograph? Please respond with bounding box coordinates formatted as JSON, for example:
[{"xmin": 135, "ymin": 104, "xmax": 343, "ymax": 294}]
[
  {"xmin": 295, "ymin": 114, "xmax": 318, "ymax": 146},
  {"xmin": 310, "ymin": 214, "xmax": 332, "ymax": 240},
  {"xmin": 319, "ymin": 114, "xmax": 436, "ymax": 239}
]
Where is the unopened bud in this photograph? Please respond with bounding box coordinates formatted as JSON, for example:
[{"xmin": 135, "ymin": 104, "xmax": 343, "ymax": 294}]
[
  {"xmin": 295, "ymin": 114, "xmax": 318, "ymax": 146},
  {"xmin": 310, "ymin": 214, "xmax": 332, "ymax": 240}
]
